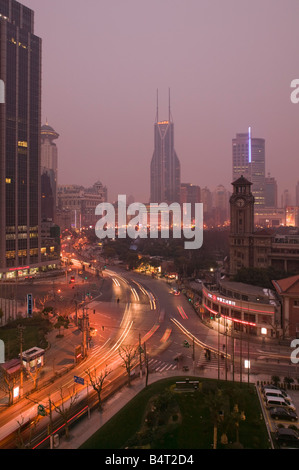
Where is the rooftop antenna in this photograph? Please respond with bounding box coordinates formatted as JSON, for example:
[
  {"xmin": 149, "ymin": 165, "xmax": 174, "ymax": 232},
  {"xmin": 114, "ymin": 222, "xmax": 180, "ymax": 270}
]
[
  {"xmin": 168, "ymin": 87, "xmax": 174, "ymax": 123},
  {"xmin": 156, "ymin": 89, "xmax": 159, "ymax": 123}
]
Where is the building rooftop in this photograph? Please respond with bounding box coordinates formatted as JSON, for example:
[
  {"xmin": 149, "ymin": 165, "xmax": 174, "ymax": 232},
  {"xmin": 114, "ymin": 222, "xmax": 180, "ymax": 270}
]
[
  {"xmin": 272, "ymin": 275, "xmax": 299, "ymax": 295},
  {"xmin": 232, "ymin": 175, "xmax": 252, "ymax": 186},
  {"xmin": 41, "ymin": 123, "xmax": 59, "ymax": 139},
  {"xmin": 218, "ymin": 280, "xmax": 278, "ymax": 305}
]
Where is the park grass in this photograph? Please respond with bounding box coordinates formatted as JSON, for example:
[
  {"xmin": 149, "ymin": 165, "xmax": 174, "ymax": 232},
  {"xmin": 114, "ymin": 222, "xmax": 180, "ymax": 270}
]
[
  {"xmin": 0, "ymin": 315, "xmax": 51, "ymax": 360},
  {"xmin": 81, "ymin": 377, "xmax": 271, "ymax": 450}
]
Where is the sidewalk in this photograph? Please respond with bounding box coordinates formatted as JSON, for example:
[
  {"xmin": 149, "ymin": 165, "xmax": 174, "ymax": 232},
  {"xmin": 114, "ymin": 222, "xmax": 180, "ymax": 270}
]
[{"xmin": 0, "ymin": 323, "xmax": 82, "ymax": 405}]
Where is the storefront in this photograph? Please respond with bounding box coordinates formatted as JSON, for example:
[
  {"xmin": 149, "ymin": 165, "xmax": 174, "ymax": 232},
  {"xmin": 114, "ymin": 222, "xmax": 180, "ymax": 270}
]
[{"xmin": 202, "ymin": 280, "xmax": 281, "ymax": 338}]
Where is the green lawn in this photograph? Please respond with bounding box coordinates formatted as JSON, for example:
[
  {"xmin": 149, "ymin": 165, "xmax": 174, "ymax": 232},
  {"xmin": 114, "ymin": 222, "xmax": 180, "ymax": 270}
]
[
  {"xmin": 0, "ymin": 315, "xmax": 51, "ymax": 360},
  {"xmin": 81, "ymin": 377, "xmax": 271, "ymax": 449}
]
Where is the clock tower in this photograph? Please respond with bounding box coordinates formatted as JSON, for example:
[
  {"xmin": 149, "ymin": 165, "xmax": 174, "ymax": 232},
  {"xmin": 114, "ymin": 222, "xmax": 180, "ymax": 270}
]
[{"xmin": 229, "ymin": 176, "xmax": 255, "ymax": 276}]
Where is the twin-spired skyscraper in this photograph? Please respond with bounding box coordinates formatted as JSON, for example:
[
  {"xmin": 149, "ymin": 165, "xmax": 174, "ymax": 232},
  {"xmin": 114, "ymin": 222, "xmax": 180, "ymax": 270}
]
[{"xmin": 150, "ymin": 91, "xmax": 181, "ymax": 204}]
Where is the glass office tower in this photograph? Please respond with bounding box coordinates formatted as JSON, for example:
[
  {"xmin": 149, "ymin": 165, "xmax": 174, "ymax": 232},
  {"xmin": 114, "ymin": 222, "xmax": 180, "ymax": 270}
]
[
  {"xmin": 232, "ymin": 129, "xmax": 265, "ymax": 208},
  {"xmin": 0, "ymin": 0, "xmax": 42, "ymax": 279},
  {"xmin": 150, "ymin": 111, "xmax": 181, "ymax": 204}
]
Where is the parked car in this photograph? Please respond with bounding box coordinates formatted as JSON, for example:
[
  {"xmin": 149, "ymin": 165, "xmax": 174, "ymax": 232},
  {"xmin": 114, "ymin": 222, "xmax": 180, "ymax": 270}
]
[
  {"xmin": 264, "ymin": 389, "xmax": 292, "ymax": 402},
  {"xmin": 275, "ymin": 428, "xmax": 299, "ymax": 448},
  {"xmin": 270, "ymin": 407, "xmax": 298, "ymax": 422},
  {"xmin": 266, "ymin": 396, "xmax": 296, "ymax": 411},
  {"xmin": 261, "ymin": 384, "xmax": 280, "ymax": 393}
]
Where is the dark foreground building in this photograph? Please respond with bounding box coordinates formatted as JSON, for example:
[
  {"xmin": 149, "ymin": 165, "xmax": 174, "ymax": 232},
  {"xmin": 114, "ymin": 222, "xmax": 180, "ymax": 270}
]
[{"xmin": 0, "ymin": 0, "xmax": 60, "ymax": 279}]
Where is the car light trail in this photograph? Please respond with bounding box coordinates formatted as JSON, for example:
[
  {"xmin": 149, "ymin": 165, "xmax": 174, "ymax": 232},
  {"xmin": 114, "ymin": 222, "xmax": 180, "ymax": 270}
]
[
  {"xmin": 177, "ymin": 306, "xmax": 188, "ymax": 319},
  {"xmin": 160, "ymin": 328, "xmax": 172, "ymax": 343},
  {"xmin": 170, "ymin": 317, "xmax": 230, "ymax": 359}
]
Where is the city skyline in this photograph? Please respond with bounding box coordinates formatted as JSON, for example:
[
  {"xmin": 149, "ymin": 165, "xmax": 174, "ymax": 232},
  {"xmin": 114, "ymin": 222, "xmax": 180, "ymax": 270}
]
[{"xmin": 22, "ymin": 0, "xmax": 299, "ymax": 203}]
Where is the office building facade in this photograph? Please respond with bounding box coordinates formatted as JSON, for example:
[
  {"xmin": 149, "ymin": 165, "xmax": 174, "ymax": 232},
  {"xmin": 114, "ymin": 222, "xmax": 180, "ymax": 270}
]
[
  {"xmin": 232, "ymin": 129, "xmax": 265, "ymax": 208},
  {"xmin": 0, "ymin": 0, "xmax": 42, "ymax": 279},
  {"xmin": 150, "ymin": 94, "xmax": 180, "ymax": 204},
  {"xmin": 41, "ymin": 122, "xmax": 59, "ymax": 221}
]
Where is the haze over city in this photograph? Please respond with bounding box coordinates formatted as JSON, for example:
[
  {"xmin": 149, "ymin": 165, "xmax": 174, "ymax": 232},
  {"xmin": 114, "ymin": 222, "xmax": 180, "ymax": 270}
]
[{"xmin": 23, "ymin": 0, "xmax": 299, "ymax": 203}]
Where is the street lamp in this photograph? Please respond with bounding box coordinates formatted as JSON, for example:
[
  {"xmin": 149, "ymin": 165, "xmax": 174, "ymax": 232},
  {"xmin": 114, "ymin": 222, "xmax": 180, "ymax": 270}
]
[{"xmin": 244, "ymin": 359, "xmax": 250, "ymax": 385}]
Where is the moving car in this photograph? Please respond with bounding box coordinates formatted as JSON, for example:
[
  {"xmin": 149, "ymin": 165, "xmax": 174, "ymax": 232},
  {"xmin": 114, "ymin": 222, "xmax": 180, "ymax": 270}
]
[{"xmin": 270, "ymin": 407, "xmax": 298, "ymax": 422}]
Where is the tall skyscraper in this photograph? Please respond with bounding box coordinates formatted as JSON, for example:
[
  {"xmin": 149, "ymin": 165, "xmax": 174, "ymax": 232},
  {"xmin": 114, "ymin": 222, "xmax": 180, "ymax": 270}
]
[
  {"xmin": 150, "ymin": 91, "xmax": 180, "ymax": 204},
  {"xmin": 212, "ymin": 184, "xmax": 230, "ymax": 225},
  {"xmin": 264, "ymin": 173, "xmax": 278, "ymax": 208},
  {"xmin": 296, "ymin": 181, "xmax": 299, "ymax": 207},
  {"xmin": 0, "ymin": 0, "xmax": 42, "ymax": 279},
  {"xmin": 232, "ymin": 128, "xmax": 265, "ymax": 208},
  {"xmin": 180, "ymin": 183, "xmax": 201, "ymax": 221},
  {"xmin": 41, "ymin": 122, "xmax": 59, "ymax": 221},
  {"xmin": 281, "ymin": 189, "xmax": 291, "ymax": 209}
]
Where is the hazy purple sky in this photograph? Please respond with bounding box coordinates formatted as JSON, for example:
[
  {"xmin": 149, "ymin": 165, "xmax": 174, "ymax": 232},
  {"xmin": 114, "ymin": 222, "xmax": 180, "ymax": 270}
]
[{"xmin": 24, "ymin": 0, "xmax": 299, "ymax": 203}]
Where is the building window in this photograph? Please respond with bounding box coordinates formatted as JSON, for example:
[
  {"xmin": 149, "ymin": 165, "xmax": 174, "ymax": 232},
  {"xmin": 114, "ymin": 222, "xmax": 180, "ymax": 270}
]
[
  {"xmin": 231, "ymin": 309, "xmax": 241, "ymax": 320},
  {"xmin": 294, "ymin": 300, "xmax": 299, "ymax": 308},
  {"xmin": 244, "ymin": 313, "xmax": 256, "ymax": 323}
]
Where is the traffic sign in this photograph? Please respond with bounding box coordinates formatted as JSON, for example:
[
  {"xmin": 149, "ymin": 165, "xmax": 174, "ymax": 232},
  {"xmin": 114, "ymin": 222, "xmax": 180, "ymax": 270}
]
[
  {"xmin": 38, "ymin": 404, "xmax": 46, "ymax": 416},
  {"xmin": 27, "ymin": 293, "xmax": 33, "ymax": 317},
  {"xmin": 74, "ymin": 375, "xmax": 85, "ymax": 385}
]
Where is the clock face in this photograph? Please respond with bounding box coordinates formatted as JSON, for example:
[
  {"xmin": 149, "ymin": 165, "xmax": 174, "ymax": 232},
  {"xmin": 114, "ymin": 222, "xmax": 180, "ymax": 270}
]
[{"xmin": 236, "ymin": 198, "xmax": 245, "ymax": 207}]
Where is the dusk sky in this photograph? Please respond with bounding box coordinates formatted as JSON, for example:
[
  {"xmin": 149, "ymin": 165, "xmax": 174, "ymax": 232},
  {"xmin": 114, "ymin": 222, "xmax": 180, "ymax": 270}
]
[{"xmin": 24, "ymin": 0, "xmax": 299, "ymax": 203}]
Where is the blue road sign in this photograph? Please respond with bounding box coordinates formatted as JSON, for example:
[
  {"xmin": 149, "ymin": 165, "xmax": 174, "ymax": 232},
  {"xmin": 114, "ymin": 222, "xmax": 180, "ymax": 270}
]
[
  {"xmin": 27, "ymin": 294, "xmax": 33, "ymax": 316},
  {"xmin": 74, "ymin": 375, "xmax": 85, "ymax": 386}
]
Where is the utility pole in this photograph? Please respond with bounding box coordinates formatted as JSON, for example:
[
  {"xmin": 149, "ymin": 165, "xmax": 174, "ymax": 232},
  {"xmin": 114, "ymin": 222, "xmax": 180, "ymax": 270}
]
[
  {"xmin": 82, "ymin": 308, "xmax": 90, "ymax": 358},
  {"xmin": 139, "ymin": 333, "xmax": 142, "ymax": 378},
  {"xmin": 232, "ymin": 328, "xmax": 235, "ymax": 382},
  {"xmin": 240, "ymin": 329, "xmax": 243, "ymax": 384},
  {"xmin": 17, "ymin": 325, "xmax": 25, "ymax": 397},
  {"xmin": 144, "ymin": 341, "xmax": 149, "ymax": 387},
  {"xmin": 48, "ymin": 397, "xmax": 53, "ymax": 449},
  {"xmin": 192, "ymin": 337, "xmax": 195, "ymax": 373},
  {"xmin": 217, "ymin": 317, "xmax": 220, "ymax": 381},
  {"xmin": 225, "ymin": 316, "xmax": 228, "ymax": 381}
]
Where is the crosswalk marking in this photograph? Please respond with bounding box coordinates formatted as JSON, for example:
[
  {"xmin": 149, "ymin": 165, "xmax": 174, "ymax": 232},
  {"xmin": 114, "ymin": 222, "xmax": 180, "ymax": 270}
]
[{"xmin": 147, "ymin": 358, "xmax": 177, "ymax": 372}]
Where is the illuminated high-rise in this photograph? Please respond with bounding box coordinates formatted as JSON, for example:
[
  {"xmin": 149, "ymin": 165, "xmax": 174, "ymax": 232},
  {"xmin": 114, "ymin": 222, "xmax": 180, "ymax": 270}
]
[
  {"xmin": 150, "ymin": 92, "xmax": 181, "ymax": 204},
  {"xmin": 0, "ymin": 0, "xmax": 42, "ymax": 279},
  {"xmin": 232, "ymin": 128, "xmax": 265, "ymax": 208}
]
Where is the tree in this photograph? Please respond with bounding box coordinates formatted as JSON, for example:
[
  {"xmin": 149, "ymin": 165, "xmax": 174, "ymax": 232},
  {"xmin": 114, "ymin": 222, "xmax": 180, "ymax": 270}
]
[
  {"xmin": 271, "ymin": 375, "xmax": 280, "ymax": 386},
  {"xmin": 85, "ymin": 366, "xmax": 111, "ymax": 411},
  {"xmin": 51, "ymin": 387, "xmax": 78, "ymax": 440},
  {"xmin": 284, "ymin": 377, "xmax": 294, "ymax": 389},
  {"xmin": 0, "ymin": 372, "xmax": 17, "ymax": 406},
  {"xmin": 203, "ymin": 388, "xmax": 226, "ymax": 449},
  {"xmin": 230, "ymin": 404, "xmax": 246, "ymax": 446},
  {"xmin": 27, "ymin": 366, "xmax": 43, "ymax": 391},
  {"xmin": 118, "ymin": 345, "xmax": 138, "ymax": 387},
  {"xmin": 36, "ymin": 294, "xmax": 52, "ymax": 312},
  {"xmin": 16, "ymin": 416, "xmax": 38, "ymax": 449},
  {"xmin": 54, "ymin": 315, "xmax": 69, "ymax": 337}
]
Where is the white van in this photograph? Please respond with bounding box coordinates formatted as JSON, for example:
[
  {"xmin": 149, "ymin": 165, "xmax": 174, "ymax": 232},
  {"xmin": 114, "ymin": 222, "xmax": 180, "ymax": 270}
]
[
  {"xmin": 265, "ymin": 396, "xmax": 296, "ymax": 411},
  {"xmin": 264, "ymin": 388, "xmax": 292, "ymax": 402}
]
